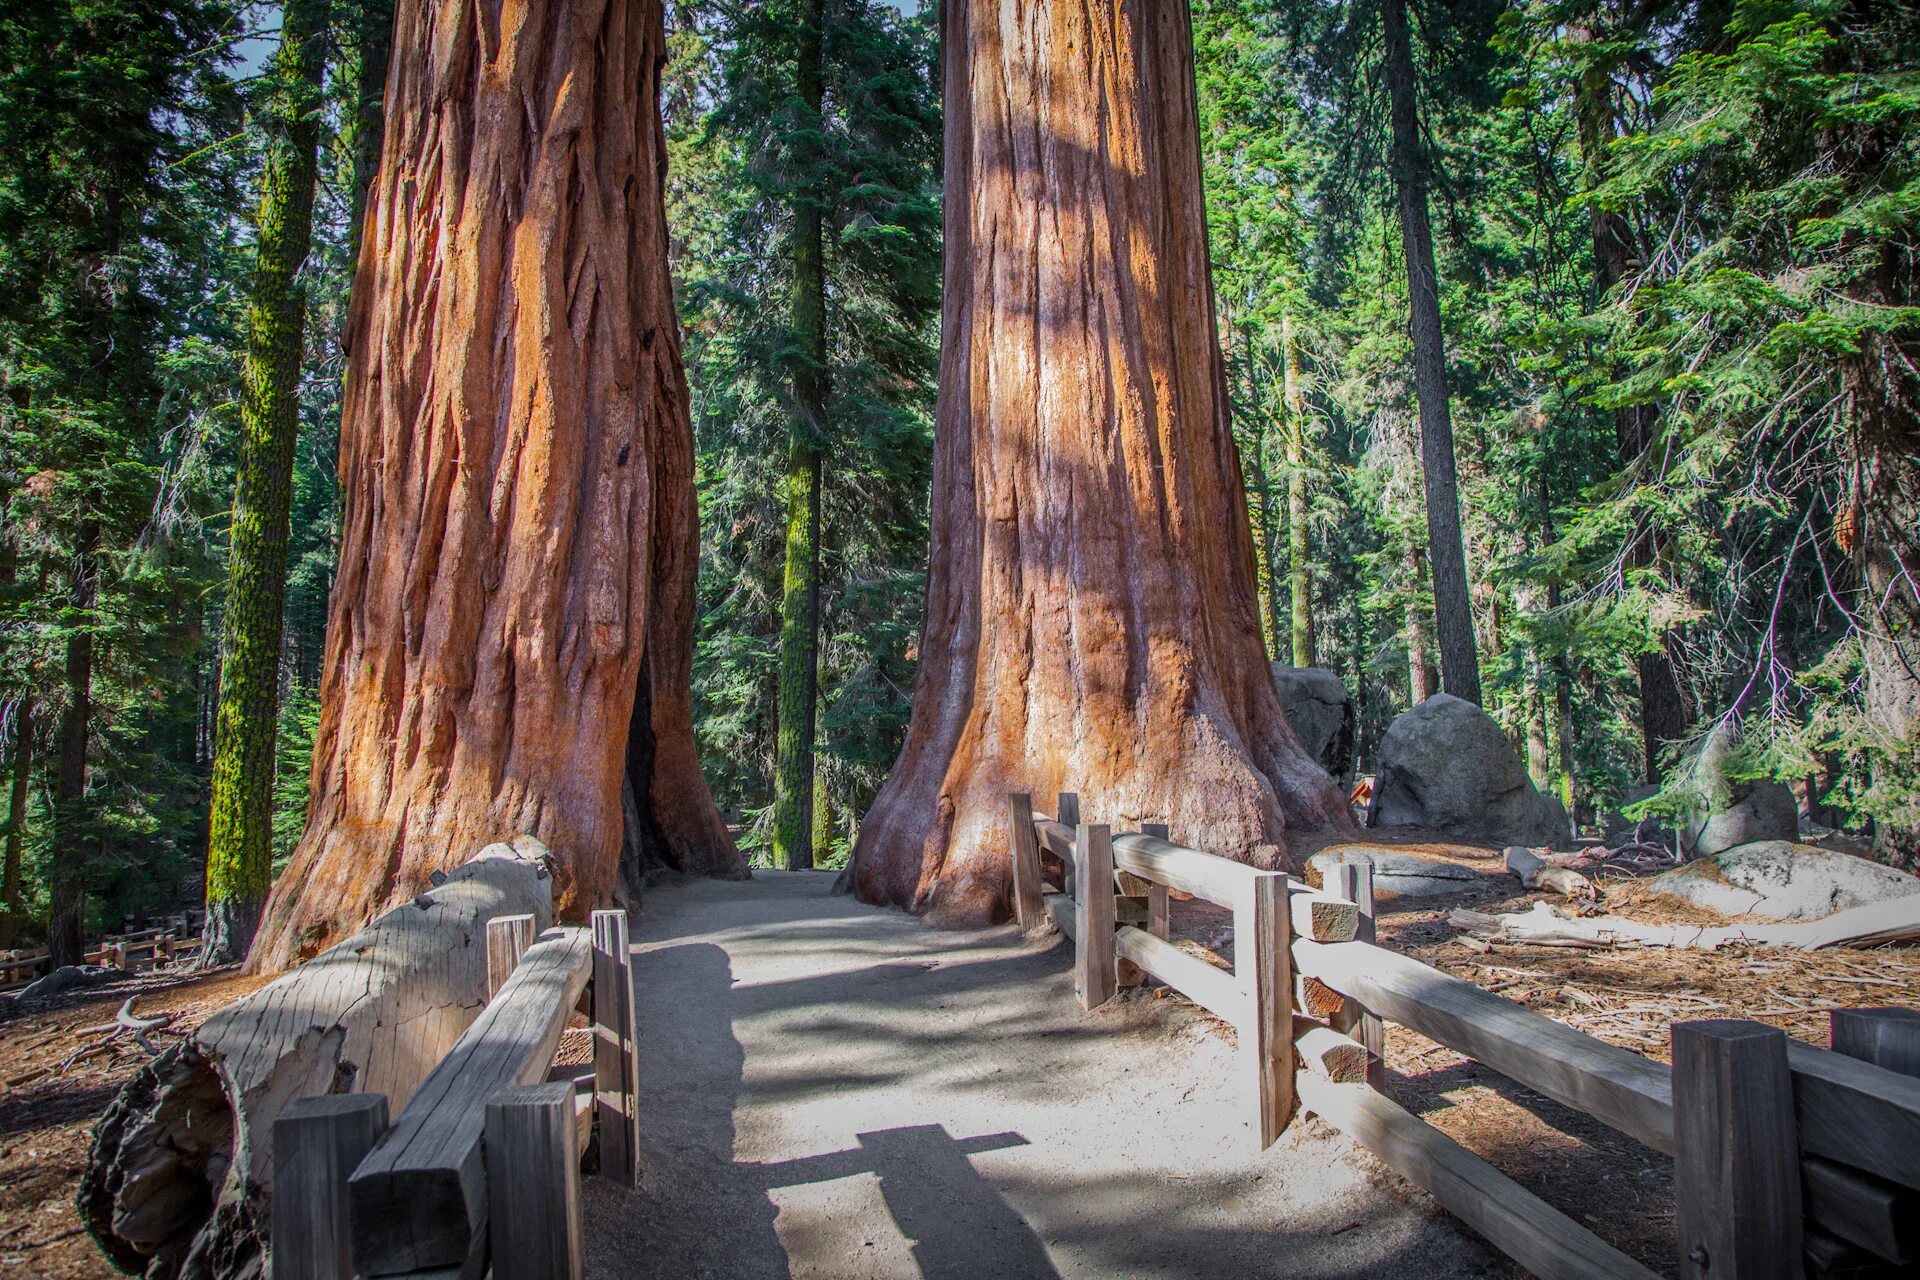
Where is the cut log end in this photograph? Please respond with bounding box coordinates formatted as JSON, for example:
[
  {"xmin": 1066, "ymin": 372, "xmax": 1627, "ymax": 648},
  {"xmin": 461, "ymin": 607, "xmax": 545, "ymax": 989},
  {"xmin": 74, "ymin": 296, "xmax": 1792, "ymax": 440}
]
[{"xmin": 1296, "ymin": 1020, "xmax": 1373, "ymax": 1084}]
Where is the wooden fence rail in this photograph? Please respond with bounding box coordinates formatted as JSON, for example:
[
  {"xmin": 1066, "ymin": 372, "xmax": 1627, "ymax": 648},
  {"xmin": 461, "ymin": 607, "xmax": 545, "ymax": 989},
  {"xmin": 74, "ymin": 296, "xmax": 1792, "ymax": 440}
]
[
  {"xmin": 273, "ymin": 907, "xmax": 639, "ymax": 1280},
  {"xmin": 1007, "ymin": 791, "xmax": 1920, "ymax": 1280},
  {"xmin": 2, "ymin": 930, "xmax": 205, "ymax": 991}
]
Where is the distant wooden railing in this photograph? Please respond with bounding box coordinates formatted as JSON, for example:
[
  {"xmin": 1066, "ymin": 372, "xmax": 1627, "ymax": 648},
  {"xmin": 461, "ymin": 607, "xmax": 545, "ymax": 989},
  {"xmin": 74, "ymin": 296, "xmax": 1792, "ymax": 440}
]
[
  {"xmin": 271, "ymin": 909, "xmax": 638, "ymax": 1280},
  {"xmin": 1, "ymin": 929, "xmax": 205, "ymax": 991},
  {"xmin": 1009, "ymin": 791, "xmax": 1920, "ymax": 1280}
]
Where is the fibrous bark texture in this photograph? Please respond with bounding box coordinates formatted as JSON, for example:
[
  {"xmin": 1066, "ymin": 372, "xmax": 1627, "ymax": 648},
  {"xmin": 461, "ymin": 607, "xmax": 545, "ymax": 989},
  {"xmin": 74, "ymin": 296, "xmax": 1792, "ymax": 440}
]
[
  {"xmin": 249, "ymin": 0, "xmax": 741, "ymax": 974},
  {"xmin": 850, "ymin": 0, "xmax": 1354, "ymax": 925}
]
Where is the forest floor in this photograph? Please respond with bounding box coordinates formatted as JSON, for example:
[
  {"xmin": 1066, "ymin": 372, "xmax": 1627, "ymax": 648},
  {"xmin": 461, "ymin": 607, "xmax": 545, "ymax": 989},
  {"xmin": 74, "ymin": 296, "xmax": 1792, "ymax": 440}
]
[
  {"xmin": 1288, "ymin": 828, "xmax": 1920, "ymax": 1273},
  {"xmin": 0, "ymin": 966, "xmax": 273, "ymax": 1280},
  {"xmin": 4, "ymin": 841, "xmax": 1917, "ymax": 1279}
]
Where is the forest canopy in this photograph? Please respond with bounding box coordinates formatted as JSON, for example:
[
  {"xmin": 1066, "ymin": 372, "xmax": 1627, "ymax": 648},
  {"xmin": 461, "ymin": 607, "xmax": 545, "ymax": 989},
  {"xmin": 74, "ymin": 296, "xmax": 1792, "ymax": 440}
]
[{"xmin": 0, "ymin": 0, "xmax": 1913, "ymax": 957}]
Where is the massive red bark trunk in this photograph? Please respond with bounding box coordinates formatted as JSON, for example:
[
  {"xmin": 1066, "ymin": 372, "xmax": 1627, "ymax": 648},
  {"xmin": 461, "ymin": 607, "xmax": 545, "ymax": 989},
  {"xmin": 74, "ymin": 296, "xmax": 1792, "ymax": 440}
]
[
  {"xmin": 249, "ymin": 0, "xmax": 742, "ymax": 973},
  {"xmin": 850, "ymin": 0, "xmax": 1353, "ymax": 926}
]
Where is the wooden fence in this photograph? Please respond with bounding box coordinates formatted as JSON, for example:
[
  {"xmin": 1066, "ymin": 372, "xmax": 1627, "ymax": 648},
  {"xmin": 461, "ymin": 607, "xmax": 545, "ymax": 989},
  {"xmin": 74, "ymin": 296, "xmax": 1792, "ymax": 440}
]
[
  {"xmin": 1, "ymin": 928, "xmax": 206, "ymax": 992},
  {"xmin": 270, "ymin": 909, "xmax": 639, "ymax": 1280},
  {"xmin": 1010, "ymin": 792, "xmax": 1920, "ymax": 1280}
]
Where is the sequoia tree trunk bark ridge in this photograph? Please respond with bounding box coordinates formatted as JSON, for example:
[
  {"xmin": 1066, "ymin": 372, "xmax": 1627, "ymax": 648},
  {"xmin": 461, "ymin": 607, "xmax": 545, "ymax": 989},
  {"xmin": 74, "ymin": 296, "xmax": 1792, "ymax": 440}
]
[
  {"xmin": 249, "ymin": 0, "xmax": 742, "ymax": 973},
  {"xmin": 850, "ymin": 0, "xmax": 1354, "ymax": 926}
]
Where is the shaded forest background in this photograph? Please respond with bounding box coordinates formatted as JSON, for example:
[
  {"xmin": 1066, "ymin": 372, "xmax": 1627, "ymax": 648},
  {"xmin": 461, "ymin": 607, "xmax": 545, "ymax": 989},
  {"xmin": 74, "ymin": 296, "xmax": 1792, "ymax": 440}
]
[{"xmin": 0, "ymin": 0, "xmax": 1913, "ymax": 947}]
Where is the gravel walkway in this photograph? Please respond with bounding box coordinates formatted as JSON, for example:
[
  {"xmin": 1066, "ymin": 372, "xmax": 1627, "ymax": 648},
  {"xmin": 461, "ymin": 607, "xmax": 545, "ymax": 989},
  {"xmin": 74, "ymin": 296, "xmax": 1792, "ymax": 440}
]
[{"xmin": 582, "ymin": 870, "xmax": 1499, "ymax": 1280}]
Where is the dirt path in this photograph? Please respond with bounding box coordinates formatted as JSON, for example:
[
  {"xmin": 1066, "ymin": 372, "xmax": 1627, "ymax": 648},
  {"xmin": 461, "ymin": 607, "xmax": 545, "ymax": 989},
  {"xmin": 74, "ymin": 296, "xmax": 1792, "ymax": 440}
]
[{"xmin": 583, "ymin": 870, "xmax": 1498, "ymax": 1280}]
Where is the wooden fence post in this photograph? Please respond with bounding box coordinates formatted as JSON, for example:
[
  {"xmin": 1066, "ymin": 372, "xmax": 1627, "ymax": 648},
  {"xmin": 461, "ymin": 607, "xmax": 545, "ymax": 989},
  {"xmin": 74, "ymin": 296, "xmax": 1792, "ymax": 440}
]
[
  {"xmin": 591, "ymin": 908, "xmax": 640, "ymax": 1188},
  {"xmin": 1056, "ymin": 793, "xmax": 1080, "ymax": 899},
  {"xmin": 1073, "ymin": 824, "xmax": 1116, "ymax": 1011},
  {"xmin": 271, "ymin": 1093, "xmax": 389, "ymax": 1280},
  {"xmin": 1007, "ymin": 793, "xmax": 1042, "ymax": 929},
  {"xmin": 1236, "ymin": 871, "xmax": 1292, "ymax": 1149},
  {"xmin": 1830, "ymin": 1008, "xmax": 1920, "ymax": 1078},
  {"xmin": 487, "ymin": 913, "xmax": 537, "ymax": 1000},
  {"xmin": 485, "ymin": 1082, "xmax": 584, "ymax": 1280},
  {"xmin": 1332, "ymin": 857, "xmax": 1386, "ymax": 1089},
  {"xmin": 1673, "ymin": 1020, "xmax": 1804, "ymax": 1280}
]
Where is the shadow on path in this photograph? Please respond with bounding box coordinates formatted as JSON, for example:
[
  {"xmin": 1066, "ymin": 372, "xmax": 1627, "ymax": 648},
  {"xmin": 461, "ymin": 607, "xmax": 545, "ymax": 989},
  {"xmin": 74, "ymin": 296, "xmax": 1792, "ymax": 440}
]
[
  {"xmin": 585, "ymin": 938, "xmax": 1059, "ymax": 1280},
  {"xmin": 753, "ymin": 1125, "xmax": 1059, "ymax": 1280}
]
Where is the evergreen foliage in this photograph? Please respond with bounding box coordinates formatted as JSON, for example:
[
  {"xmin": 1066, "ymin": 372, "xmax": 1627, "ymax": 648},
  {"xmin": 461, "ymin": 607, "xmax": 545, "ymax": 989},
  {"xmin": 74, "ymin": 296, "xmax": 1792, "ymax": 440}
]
[{"xmin": 0, "ymin": 0, "xmax": 1916, "ymax": 957}]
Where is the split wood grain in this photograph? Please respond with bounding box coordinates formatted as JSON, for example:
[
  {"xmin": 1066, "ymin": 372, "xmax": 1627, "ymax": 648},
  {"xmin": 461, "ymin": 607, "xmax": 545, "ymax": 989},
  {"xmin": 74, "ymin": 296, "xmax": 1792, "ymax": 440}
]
[
  {"xmin": 1673, "ymin": 1020, "xmax": 1803, "ymax": 1280},
  {"xmin": 1331, "ymin": 859, "xmax": 1386, "ymax": 1088},
  {"xmin": 1787, "ymin": 1036, "xmax": 1920, "ymax": 1192},
  {"xmin": 1295, "ymin": 1018, "xmax": 1372, "ymax": 1084},
  {"xmin": 1074, "ymin": 824, "xmax": 1117, "ymax": 1011},
  {"xmin": 1237, "ymin": 871, "xmax": 1291, "ymax": 1148},
  {"xmin": 485, "ymin": 1083, "xmax": 583, "ymax": 1280},
  {"xmin": 591, "ymin": 909, "xmax": 639, "ymax": 1188},
  {"xmin": 486, "ymin": 914, "xmax": 536, "ymax": 1000},
  {"xmin": 348, "ymin": 926, "xmax": 593, "ymax": 1277},
  {"xmin": 1298, "ymin": 1075, "xmax": 1661, "ymax": 1280},
  {"xmin": 271, "ymin": 1093, "xmax": 389, "ymax": 1280},
  {"xmin": 1007, "ymin": 794, "xmax": 1043, "ymax": 928},
  {"xmin": 1297, "ymin": 975, "xmax": 1346, "ymax": 1021}
]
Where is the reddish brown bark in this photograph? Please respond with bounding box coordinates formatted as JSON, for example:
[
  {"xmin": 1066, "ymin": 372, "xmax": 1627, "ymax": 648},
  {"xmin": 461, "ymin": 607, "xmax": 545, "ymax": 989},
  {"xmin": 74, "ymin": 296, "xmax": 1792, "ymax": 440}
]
[
  {"xmin": 249, "ymin": 0, "xmax": 741, "ymax": 973},
  {"xmin": 850, "ymin": 0, "xmax": 1354, "ymax": 926}
]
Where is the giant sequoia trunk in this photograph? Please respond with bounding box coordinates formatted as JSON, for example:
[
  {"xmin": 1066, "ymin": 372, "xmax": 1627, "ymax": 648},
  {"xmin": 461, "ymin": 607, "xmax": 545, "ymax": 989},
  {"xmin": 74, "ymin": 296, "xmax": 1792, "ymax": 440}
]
[
  {"xmin": 850, "ymin": 0, "xmax": 1353, "ymax": 925},
  {"xmin": 248, "ymin": 0, "xmax": 742, "ymax": 974}
]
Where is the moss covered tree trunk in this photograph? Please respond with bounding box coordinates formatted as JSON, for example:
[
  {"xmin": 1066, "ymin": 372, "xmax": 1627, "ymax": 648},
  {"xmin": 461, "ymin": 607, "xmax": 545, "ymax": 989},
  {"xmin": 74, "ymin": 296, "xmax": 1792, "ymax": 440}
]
[
  {"xmin": 248, "ymin": 0, "xmax": 742, "ymax": 973},
  {"xmin": 1382, "ymin": 0, "xmax": 1480, "ymax": 707},
  {"xmin": 201, "ymin": 0, "xmax": 331, "ymax": 967},
  {"xmin": 849, "ymin": 0, "xmax": 1353, "ymax": 924},
  {"xmin": 774, "ymin": 0, "xmax": 828, "ymax": 873}
]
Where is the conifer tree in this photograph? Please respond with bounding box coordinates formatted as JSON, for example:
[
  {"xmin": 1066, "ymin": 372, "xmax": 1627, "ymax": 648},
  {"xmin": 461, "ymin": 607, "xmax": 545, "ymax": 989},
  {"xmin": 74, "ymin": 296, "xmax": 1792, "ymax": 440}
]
[
  {"xmin": 202, "ymin": 0, "xmax": 331, "ymax": 965},
  {"xmin": 1381, "ymin": 0, "xmax": 1482, "ymax": 706}
]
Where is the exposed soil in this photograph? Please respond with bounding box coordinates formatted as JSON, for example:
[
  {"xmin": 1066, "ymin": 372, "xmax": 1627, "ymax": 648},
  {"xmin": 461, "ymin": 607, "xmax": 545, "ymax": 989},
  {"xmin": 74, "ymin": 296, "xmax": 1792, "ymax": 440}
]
[
  {"xmin": 1292, "ymin": 829, "xmax": 1920, "ymax": 1275},
  {"xmin": 7, "ymin": 832, "xmax": 1917, "ymax": 1279},
  {"xmin": 0, "ymin": 967, "xmax": 272, "ymax": 1280}
]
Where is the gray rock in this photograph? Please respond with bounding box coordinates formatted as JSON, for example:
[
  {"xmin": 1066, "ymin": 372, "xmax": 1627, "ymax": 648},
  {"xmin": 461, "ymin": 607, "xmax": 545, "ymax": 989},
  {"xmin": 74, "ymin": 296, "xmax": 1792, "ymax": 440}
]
[
  {"xmin": 1367, "ymin": 694, "xmax": 1572, "ymax": 848},
  {"xmin": 18, "ymin": 963, "xmax": 125, "ymax": 1001},
  {"xmin": 1272, "ymin": 665, "xmax": 1356, "ymax": 783},
  {"xmin": 1603, "ymin": 784, "xmax": 1675, "ymax": 850},
  {"xmin": 1645, "ymin": 840, "xmax": 1920, "ymax": 921},
  {"xmin": 1688, "ymin": 779, "xmax": 1799, "ymax": 860},
  {"xmin": 1308, "ymin": 845, "xmax": 1501, "ymax": 899}
]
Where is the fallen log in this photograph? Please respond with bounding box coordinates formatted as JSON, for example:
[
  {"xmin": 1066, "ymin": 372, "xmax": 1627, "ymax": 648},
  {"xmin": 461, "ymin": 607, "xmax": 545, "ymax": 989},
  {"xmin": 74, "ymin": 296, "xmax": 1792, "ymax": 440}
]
[
  {"xmin": 1453, "ymin": 895, "xmax": 1920, "ymax": 952},
  {"xmin": 1504, "ymin": 847, "xmax": 1597, "ymax": 901},
  {"xmin": 78, "ymin": 836, "xmax": 555, "ymax": 1280}
]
